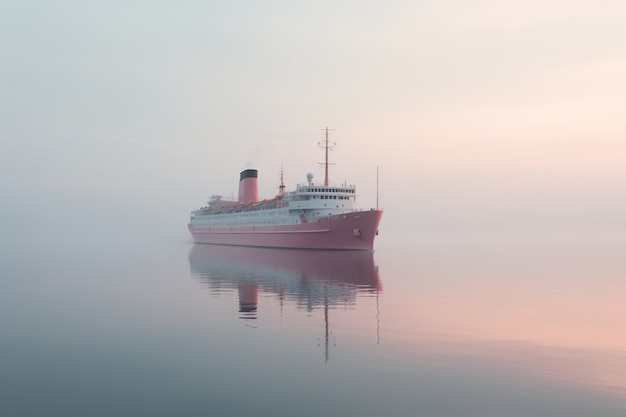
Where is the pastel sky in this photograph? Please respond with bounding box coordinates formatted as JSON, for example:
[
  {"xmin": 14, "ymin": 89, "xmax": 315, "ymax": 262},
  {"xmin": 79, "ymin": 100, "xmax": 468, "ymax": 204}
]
[{"xmin": 2, "ymin": 0, "xmax": 625, "ymax": 240}]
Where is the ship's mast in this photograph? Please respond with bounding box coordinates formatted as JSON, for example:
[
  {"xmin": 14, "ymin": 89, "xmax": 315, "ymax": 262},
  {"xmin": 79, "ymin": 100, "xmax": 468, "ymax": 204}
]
[
  {"xmin": 278, "ymin": 163, "xmax": 285, "ymax": 197},
  {"xmin": 376, "ymin": 165, "xmax": 379, "ymax": 210},
  {"xmin": 319, "ymin": 127, "xmax": 335, "ymax": 187}
]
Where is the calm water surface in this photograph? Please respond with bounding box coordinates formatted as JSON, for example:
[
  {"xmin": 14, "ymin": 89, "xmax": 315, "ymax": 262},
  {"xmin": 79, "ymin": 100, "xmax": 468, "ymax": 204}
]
[{"xmin": 1, "ymin": 232, "xmax": 625, "ymax": 416}]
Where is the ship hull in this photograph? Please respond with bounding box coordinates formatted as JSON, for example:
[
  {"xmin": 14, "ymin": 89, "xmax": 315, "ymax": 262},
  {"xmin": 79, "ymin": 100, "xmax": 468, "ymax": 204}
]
[{"xmin": 189, "ymin": 210, "xmax": 382, "ymax": 250}]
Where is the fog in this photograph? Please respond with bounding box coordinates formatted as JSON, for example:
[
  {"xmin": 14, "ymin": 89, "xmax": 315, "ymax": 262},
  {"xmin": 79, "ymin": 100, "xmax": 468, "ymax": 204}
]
[
  {"xmin": 2, "ymin": 0, "xmax": 625, "ymax": 251},
  {"xmin": 2, "ymin": 5, "xmax": 626, "ymax": 414}
]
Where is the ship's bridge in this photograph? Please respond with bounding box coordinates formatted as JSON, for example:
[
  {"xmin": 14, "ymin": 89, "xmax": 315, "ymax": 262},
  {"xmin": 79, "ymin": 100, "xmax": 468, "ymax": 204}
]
[
  {"xmin": 295, "ymin": 184, "xmax": 356, "ymax": 197},
  {"xmin": 293, "ymin": 184, "xmax": 356, "ymax": 204},
  {"xmin": 289, "ymin": 184, "xmax": 357, "ymax": 212}
]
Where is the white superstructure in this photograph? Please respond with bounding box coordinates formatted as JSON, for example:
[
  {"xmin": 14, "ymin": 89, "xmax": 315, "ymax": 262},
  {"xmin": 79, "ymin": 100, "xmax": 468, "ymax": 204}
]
[{"xmin": 189, "ymin": 175, "xmax": 359, "ymax": 228}]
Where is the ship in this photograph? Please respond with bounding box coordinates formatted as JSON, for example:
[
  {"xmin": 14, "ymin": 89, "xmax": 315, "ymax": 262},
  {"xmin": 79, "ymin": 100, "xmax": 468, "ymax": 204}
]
[{"xmin": 187, "ymin": 128, "xmax": 383, "ymax": 250}]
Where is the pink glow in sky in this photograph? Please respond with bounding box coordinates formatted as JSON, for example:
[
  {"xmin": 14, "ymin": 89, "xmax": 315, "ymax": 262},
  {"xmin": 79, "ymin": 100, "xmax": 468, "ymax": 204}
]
[{"xmin": 1, "ymin": 0, "xmax": 624, "ymax": 239}]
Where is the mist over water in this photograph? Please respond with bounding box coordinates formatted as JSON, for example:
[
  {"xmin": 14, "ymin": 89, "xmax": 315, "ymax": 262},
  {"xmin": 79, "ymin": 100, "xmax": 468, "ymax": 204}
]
[
  {"xmin": 2, "ymin": 120, "xmax": 624, "ymax": 417},
  {"xmin": 1, "ymin": 207, "xmax": 624, "ymax": 416},
  {"xmin": 2, "ymin": 1, "xmax": 626, "ymax": 415}
]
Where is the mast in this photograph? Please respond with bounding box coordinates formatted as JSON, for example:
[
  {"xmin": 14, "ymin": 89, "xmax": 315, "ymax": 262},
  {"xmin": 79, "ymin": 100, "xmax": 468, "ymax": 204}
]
[
  {"xmin": 376, "ymin": 165, "xmax": 379, "ymax": 210},
  {"xmin": 324, "ymin": 128, "xmax": 330, "ymax": 186},
  {"xmin": 278, "ymin": 163, "xmax": 285, "ymax": 197},
  {"xmin": 319, "ymin": 127, "xmax": 335, "ymax": 187}
]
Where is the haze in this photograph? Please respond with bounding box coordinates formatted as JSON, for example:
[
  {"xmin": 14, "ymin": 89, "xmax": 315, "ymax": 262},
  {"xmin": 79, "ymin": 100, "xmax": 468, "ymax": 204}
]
[{"xmin": 2, "ymin": 0, "xmax": 625, "ymax": 248}]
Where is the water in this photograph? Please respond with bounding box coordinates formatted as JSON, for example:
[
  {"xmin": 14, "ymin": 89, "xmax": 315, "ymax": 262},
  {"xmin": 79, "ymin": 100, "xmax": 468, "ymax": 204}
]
[{"xmin": 1, "ymin": 231, "xmax": 625, "ymax": 416}]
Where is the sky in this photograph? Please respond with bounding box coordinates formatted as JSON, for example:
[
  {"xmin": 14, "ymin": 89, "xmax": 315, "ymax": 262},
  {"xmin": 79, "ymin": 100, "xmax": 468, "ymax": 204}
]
[{"xmin": 1, "ymin": 0, "xmax": 625, "ymax": 244}]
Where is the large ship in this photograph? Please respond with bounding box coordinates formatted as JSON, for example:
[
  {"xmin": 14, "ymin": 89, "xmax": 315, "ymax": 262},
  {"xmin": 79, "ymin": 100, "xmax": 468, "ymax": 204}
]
[{"xmin": 188, "ymin": 129, "xmax": 383, "ymax": 250}]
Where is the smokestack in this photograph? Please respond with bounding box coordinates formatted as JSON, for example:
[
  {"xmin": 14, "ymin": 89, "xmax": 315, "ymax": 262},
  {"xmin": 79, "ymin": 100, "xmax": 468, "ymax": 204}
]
[{"xmin": 238, "ymin": 169, "xmax": 259, "ymax": 203}]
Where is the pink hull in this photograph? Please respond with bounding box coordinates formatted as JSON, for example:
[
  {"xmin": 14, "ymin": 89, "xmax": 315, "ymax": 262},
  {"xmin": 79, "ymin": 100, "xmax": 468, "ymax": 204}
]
[{"xmin": 189, "ymin": 210, "xmax": 383, "ymax": 250}]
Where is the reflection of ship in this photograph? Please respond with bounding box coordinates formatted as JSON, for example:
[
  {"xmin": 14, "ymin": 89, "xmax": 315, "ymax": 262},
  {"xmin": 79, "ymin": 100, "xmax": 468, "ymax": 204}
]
[
  {"xmin": 188, "ymin": 244, "xmax": 382, "ymax": 360},
  {"xmin": 189, "ymin": 245, "xmax": 382, "ymax": 315},
  {"xmin": 187, "ymin": 129, "xmax": 383, "ymax": 250}
]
